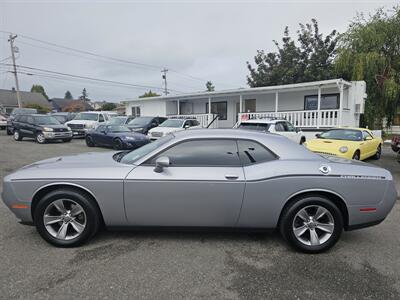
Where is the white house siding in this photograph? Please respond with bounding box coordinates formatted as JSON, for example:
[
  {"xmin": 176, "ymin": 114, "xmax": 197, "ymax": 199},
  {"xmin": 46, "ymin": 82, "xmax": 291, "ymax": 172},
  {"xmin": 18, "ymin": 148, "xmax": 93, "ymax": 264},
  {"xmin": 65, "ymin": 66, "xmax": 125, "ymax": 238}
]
[{"xmin": 125, "ymin": 99, "xmax": 166, "ymax": 117}]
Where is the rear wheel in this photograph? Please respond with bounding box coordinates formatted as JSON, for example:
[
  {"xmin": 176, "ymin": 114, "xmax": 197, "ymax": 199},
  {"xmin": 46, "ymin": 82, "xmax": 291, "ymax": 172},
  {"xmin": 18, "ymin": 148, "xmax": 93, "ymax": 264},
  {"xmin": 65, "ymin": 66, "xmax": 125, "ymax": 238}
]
[
  {"xmin": 300, "ymin": 136, "xmax": 306, "ymax": 145},
  {"xmin": 352, "ymin": 150, "xmax": 360, "ymax": 160},
  {"xmin": 113, "ymin": 138, "xmax": 124, "ymax": 150},
  {"xmin": 85, "ymin": 136, "xmax": 95, "ymax": 147},
  {"xmin": 6, "ymin": 127, "xmax": 13, "ymax": 135},
  {"xmin": 280, "ymin": 195, "xmax": 343, "ymax": 253},
  {"xmin": 373, "ymin": 145, "xmax": 381, "ymax": 160},
  {"xmin": 33, "ymin": 189, "xmax": 101, "ymax": 247},
  {"xmin": 13, "ymin": 130, "xmax": 22, "ymax": 141},
  {"xmin": 35, "ymin": 132, "xmax": 46, "ymax": 144}
]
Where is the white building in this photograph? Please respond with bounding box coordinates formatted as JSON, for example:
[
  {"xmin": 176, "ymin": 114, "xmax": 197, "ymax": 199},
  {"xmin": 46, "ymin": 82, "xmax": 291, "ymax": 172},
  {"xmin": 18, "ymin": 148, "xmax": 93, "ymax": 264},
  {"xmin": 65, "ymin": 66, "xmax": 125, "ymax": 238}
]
[{"xmin": 125, "ymin": 79, "xmax": 366, "ymax": 131}]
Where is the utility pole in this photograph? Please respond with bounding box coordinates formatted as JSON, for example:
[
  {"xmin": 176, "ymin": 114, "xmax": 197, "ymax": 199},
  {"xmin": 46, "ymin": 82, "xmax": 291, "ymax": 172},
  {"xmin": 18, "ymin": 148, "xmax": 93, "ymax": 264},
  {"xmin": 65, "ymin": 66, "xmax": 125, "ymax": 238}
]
[
  {"xmin": 8, "ymin": 34, "xmax": 22, "ymax": 108},
  {"xmin": 161, "ymin": 68, "xmax": 169, "ymax": 96}
]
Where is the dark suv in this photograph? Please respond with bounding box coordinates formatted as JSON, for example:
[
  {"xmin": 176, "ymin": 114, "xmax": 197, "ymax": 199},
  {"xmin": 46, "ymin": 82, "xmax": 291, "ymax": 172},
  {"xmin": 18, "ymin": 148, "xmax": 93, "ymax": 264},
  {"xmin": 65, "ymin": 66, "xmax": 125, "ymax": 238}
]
[
  {"xmin": 6, "ymin": 108, "xmax": 38, "ymax": 135},
  {"xmin": 126, "ymin": 116, "xmax": 168, "ymax": 134},
  {"xmin": 12, "ymin": 114, "xmax": 73, "ymax": 144}
]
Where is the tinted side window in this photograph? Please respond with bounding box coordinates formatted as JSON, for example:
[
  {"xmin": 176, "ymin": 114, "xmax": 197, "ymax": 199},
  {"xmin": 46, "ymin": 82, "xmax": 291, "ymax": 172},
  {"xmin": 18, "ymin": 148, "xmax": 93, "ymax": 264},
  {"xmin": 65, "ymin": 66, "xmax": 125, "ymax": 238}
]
[
  {"xmin": 285, "ymin": 122, "xmax": 296, "ymax": 132},
  {"xmin": 27, "ymin": 116, "xmax": 35, "ymax": 124},
  {"xmin": 238, "ymin": 140, "xmax": 277, "ymax": 165},
  {"xmin": 96, "ymin": 125, "xmax": 105, "ymax": 132},
  {"xmin": 150, "ymin": 139, "xmax": 240, "ymax": 166},
  {"xmin": 99, "ymin": 114, "xmax": 104, "ymax": 122},
  {"xmin": 275, "ymin": 123, "xmax": 285, "ymax": 132},
  {"xmin": 19, "ymin": 115, "xmax": 28, "ymax": 123}
]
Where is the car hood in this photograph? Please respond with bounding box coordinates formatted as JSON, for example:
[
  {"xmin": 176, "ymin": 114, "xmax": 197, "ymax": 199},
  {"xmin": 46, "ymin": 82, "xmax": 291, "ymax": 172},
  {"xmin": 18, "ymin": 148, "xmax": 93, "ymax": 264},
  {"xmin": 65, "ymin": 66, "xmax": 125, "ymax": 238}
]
[
  {"xmin": 306, "ymin": 138, "xmax": 360, "ymax": 151},
  {"xmin": 66, "ymin": 120, "xmax": 97, "ymax": 125},
  {"xmin": 38, "ymin": 124, "xmax": 69, "ymax": 129},
  {"xmin": 5, "ymin": 152, "xmax": 135, "ymax": 181},
  {"xmin": 149, "ymin": 127, "xmax": 182, "ymax": 134}
]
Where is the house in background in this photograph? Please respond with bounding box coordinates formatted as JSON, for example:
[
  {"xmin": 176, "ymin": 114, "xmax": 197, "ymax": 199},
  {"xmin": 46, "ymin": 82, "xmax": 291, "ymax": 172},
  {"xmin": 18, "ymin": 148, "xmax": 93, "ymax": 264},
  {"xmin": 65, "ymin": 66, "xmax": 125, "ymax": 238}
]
[
  {"xmin": 0, "ymin": 88, "xmax": 51, "ymax": 114},
  {"xmin": 49, "ymin": 98, "xmax": 93, "ymax": 112},
  {"xmin": 124, "ymin": 79, "xmax": 367, "ymax": 134}
]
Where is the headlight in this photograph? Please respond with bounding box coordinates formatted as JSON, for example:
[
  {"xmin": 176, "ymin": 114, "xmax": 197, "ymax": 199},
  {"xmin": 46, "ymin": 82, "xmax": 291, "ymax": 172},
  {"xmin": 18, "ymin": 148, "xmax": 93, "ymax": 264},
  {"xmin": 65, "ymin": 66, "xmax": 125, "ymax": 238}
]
[
  {"xmin": 125, "ymin": 136, "xmax": 136, "ymax": 141},
  {"xmin": 43, "ymin": 127, "xmax": 54, "ymax": 132},
  {"xmin": 339, "ymin": 146, "xmax": 348, "ymax": 153},
  {"xmin": 85, "ymin": 123, "xmax": 95, "ymax": 129},
  {"xmin": 132, "ymin": 127, "xmax": 143, "ymax": 132}
]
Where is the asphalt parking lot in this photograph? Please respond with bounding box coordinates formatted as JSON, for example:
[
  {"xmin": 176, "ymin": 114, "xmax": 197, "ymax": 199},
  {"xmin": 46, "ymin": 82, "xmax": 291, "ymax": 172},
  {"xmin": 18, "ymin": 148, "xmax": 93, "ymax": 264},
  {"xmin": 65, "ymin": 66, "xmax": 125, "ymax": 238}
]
[{"xmin": 0, "ymin": 130, "xmax": 399, "ymax": 300}]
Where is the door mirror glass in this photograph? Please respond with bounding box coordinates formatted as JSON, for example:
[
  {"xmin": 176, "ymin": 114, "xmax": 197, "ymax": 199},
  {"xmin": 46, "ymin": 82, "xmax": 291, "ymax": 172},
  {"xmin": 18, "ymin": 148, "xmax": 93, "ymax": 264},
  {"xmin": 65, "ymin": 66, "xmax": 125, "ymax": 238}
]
[
  {"xmin": 365, "ymin": 136, "xmax": 372, "ymax": 141},
  {"xmin": 184, "ymin": 124, "xmax": 190, "ymax": 129},
  {"xmin": 154, "ymin": 156, "xmax": 170, "ymax": 173}
]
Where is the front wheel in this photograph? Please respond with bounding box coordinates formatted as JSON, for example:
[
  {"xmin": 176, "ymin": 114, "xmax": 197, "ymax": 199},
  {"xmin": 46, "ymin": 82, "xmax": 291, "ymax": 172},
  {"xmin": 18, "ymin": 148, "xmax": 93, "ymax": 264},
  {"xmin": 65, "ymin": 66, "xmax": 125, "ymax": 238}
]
[
  {"xmin": 113, "ymin": 138, "xmax": 124, "ymax": 150},
  {"xmin": 85, "ymin": 136, "xmax": 95, "ymax": 147},
  {"xmin": 280, "ymin": 196, "xmax": 343, "ymax": 253},
  {"xmin": 13, "ymin": 130, "xmax": 22, "ymax": 141},
  {"xmin": 373, "ymin": 145, "xmax": 381, "ymax": 160},
  {"xmin": 35, "ymin": 132, "xmax": 46, "ymax": 144},
  {"xmin": 352, "ymin": 150, "xmax": 360, "ymax": 160},
  {"xmin": 33, "ymin": 189, "xmax": 101, "ymax": 247}
]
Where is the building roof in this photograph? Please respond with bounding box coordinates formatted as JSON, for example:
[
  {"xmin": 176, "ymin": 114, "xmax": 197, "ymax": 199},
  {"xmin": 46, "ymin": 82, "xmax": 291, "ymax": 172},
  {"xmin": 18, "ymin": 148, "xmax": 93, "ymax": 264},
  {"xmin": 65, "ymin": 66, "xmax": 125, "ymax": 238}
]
[
  {"xmin": 125, "ymin": 78, "xmax": 353, "ymax": 103},
  {"xmin": 49, "ymin": 98, "xmax": 93, "ymax": 111},
  {"xmin": 0, "ymin": 89, "xmax": 50, "ymax": 108}
]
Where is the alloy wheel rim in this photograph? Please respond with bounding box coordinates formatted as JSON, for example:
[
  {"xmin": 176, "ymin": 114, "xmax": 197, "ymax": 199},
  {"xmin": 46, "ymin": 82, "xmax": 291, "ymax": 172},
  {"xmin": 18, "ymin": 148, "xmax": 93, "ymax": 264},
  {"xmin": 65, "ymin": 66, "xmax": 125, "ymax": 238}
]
[
  {"xmin": 43, "ymin": 199, "xmax": 87, "ymax": 240},
  {"xmin": 37, "ymin": 134, "xmax": 45, "ymax": 143},
  {"xmin": 14, "ymin": 131, "xmax": 19, "ymax": 140},
  {"xmin": 292, "ymin": 205, "xmax": 334, "ymax": 246}
]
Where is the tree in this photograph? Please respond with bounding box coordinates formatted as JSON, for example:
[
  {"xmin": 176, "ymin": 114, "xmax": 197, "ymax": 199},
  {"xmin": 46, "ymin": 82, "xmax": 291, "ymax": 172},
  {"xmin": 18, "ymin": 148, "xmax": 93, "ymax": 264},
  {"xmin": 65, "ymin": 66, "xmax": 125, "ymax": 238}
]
[
  {"xmin": 101, "ymin": 102, "xmax": 117, "ymax": 111},
  {"xmin": 335, "ymin": 7, "xmax": 400, "ymax": 128},
  {"xmin": 30, "ymin": 84, "xmax": 49, "ymax": 100},
  {"xmin": 63, "ymin": 101, "xmax": 87, "ymax": 112},
  {"xmin": 23, "ymin": 103, "xmax": 51, "ymax": 113},
  {"xmin": 247, "ymin": 19, "xmax": 338, "ymax": 87},
  {"xmin": 64, "ymin": 91, "xmax": 73, "ymax": 99},
  {"xmin": 139, "ymin": 90, "xmax": 161, "ymax": 98},
  {"xmin": 79, "ymin": 88, "xmax": 89, "ymax": 101},
  {"xmin": 206, "ymin": 81, "xmax": 215, "ymax": 92}
]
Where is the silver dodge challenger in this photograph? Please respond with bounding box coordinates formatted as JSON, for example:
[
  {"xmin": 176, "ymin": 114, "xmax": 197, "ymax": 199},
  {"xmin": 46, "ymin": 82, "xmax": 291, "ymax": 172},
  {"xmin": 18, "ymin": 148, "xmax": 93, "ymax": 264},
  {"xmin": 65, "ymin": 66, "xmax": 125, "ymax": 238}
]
[{"xmin": 2, "ymin": 129, "xmax": 397, "ymax": 253}]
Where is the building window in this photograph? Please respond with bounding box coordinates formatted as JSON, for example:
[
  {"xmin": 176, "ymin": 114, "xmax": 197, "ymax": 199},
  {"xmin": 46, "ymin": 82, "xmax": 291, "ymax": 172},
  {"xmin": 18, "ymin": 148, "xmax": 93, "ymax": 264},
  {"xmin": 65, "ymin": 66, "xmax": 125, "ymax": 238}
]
[
  {"xmin": 206, "ymin": 101, "xmax": 227, "ymax": 120},
  {"xmin": 304, "ymin": 94, "xmax": 339, "ymax": 110},
  {"xmin": 131, "ymin": 106, "xmax": 141, "ymax": 117}
]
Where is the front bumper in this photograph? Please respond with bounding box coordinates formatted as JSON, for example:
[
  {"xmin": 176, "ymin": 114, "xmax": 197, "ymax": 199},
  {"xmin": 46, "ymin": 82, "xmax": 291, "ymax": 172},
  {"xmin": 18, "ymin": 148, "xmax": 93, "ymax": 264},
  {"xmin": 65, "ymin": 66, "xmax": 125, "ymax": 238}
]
[
  {"xmin": 43, "ymin": 131, "xmax": 73, "ymax": 140},
  {"xmin": 1, "ymin": 178, "xmax": 33, "ymax": 224}
]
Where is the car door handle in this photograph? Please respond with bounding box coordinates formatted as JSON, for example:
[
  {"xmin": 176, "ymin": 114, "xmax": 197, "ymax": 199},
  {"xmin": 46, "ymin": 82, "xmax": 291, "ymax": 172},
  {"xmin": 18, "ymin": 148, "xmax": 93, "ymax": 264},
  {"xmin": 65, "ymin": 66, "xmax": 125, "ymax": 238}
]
[{"xmin": 225, "ymin": 174, "xmax": 239, "ymax": 180}]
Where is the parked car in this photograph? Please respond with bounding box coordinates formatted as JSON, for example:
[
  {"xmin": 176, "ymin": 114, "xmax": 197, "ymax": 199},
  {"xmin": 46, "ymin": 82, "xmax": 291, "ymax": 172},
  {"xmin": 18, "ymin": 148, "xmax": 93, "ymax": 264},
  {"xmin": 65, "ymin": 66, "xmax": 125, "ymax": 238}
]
[
  {"xmin": 85, "ymin": 125, "xmax": 150, "ymax": 150},
  {"xmin": 50, "ymin": 112, "xmax": 76, "ymax": 124},
  {"xmin": 148, "ymin": 118, "xmax": 201, "ymax": 140},
  {"xmin": 65, "ymin": 111, "xmax": 109, "ymax": 137},
  {"xmin": 391, "ymin": 135, "xmax": 400, "ymax": 153},
  {"xmin": 6, "ymin": 108, "xmax": 38, "ymax": 135},
  {"xmin": 237, "ymin": 118, "xmax": 306, "ymax": 144},
  {"xmin": 105, "ymin": 116, "xmax": 135, "ymax": 126},
  {"xmin": 0, "ymin": 113, "xmax": 8, "ymax": 130},
  {"xmin": 12, "ymin": 114, "xmax": 72, "ymax": 144},
  {"xmin": 2, "ymin": 129, "xmax": 397, "ymax": 252},
  {"xmin": 304, "ymin": 128, "xmax": 382, "ymax": 160},
  {"xmin": 126, "ymin": 116, "xmax": 168, "ymax": 134}
]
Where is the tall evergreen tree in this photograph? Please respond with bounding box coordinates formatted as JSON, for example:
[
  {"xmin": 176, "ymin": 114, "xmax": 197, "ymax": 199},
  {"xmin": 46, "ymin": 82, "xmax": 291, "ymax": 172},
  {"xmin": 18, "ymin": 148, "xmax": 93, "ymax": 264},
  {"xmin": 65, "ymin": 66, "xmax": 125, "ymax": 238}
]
[
  {"xmin": 64, "ymin": 90, "xmax": 73, "ymax": 99},
  {"xmin": 30, "ymin": 84, "xmax": 49, "ymax": 100}
]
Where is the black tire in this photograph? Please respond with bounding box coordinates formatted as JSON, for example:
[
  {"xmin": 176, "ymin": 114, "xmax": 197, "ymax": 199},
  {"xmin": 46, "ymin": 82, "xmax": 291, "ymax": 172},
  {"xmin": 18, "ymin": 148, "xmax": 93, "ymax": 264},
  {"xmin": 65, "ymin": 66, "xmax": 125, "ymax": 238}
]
[
  {"xmin": 6, "ymin": 127, "xmax": 13, "ymax": 135},
  {"xmin": 373, "ymin": 145, "xmax": 381, "ymax": 160},
  {"xmin": 33, "ymin": 188, "xmax": 101, "ymax": 247},
  {"xmin": 280, "ymin": 195, "xmax": 343, "ymax": 253},
  {"xmin": 62, "ymin": 138, "xmax": 72, "ymax": 143},
  {"xmin": 300, "ymin": 136, "xmax": 306, "ymax": 145},
  {"xmin": 85, "ymin": 136, "xmax": 95, "ymax": 147},
  {"xmin": 13, "ymin": 129, "xmax": 22, "ymax": 141},
  {"xmin": 35, "ymin": 132, "xmax": 46, "ymax": 144},
  {"xmin": 352, "ymin": 150, "xmax": 360, "ymax": 160},
  {"xmin": 113, "ymin": 138, "xmax": 124, "ymax": 150}
]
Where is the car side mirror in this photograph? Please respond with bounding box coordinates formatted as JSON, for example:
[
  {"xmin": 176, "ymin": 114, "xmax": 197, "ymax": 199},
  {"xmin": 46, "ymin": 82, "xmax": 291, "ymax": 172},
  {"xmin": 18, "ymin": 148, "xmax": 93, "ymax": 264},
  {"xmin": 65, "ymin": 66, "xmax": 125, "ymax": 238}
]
[
  {"xmin": 315, "ymin": 133, "xmax": 321, "ymax": 138},
  {"xmin": 184, "ymin": 125, "xmax": 190, "ymax": 129},
  {"xmin": 151, "ymin": 122, "xmax": 158, "ymax": 127},
  {"xmin": 365, "ymin": 136, "xmax": 372, "ymax": 141},
  {"xmin": 154, "ymin": 156, "xmax": 170, "ymax": 173}
]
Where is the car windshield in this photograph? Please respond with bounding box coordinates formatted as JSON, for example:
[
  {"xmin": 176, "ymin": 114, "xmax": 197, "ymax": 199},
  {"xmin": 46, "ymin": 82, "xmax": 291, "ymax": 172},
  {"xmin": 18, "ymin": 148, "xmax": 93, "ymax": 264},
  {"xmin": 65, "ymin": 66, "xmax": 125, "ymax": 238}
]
[
  {"xmin": 159, "ymin": 119, "xmax": 184, "ymax": 128},
  {"xmin": 319, "ymin": 129, "xmax": 362, "ymax": 141},
  {"xmin": 74, "ymin": 113, "xmax": 98, "ymax": 121},
  {"xmin": 34, "ymin": 116, "xmax": 61, "ymax": 125},
  {"xmin": 108, "ymin": 117, "xmax": 126, "ymax": 125},
  {"xmin": 11, "ymin": 108, "xmax": 37, "ymax": 115},
  {"xmin": 108, "ymin": 125, "xmax": 131, "ymax": 133},
  {"xmin": 52, "ymin": 115, "xmax": 67, "ymax": 123},
  {"xmin": 119, "ymin": 134, "xmax": 174, "ymax": 164},
  {"xmin": 128, "ymin": 117, "xmax": 153, "ymax": 126},
  {"xmin": 238, "ymin": 123, "xmax": 271, "ymax": 131}
]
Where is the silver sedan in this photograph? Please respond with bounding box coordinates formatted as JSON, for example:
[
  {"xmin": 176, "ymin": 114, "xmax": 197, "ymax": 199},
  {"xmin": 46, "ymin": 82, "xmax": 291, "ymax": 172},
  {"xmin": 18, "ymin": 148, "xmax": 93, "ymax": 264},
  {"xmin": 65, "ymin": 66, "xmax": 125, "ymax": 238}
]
[{"xmin": 2, "ymin": 129, "xmax": 397, "ymax": 253}]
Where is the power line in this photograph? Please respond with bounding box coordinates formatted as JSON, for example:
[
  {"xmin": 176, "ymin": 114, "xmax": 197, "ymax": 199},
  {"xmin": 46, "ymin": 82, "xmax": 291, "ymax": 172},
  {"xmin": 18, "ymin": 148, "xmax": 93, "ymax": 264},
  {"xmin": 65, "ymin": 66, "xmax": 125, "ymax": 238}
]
[{"xmin": 0, "ymin": 63, "xmax": 184, "ymax": 93}]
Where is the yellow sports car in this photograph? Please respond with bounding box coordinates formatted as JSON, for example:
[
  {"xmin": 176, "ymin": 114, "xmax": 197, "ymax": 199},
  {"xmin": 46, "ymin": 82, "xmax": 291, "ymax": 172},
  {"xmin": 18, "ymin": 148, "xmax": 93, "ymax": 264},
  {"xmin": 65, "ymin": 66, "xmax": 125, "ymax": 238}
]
[{"xmin": 304, "ymin": 128, "xmax": 382, "ymax": 160}]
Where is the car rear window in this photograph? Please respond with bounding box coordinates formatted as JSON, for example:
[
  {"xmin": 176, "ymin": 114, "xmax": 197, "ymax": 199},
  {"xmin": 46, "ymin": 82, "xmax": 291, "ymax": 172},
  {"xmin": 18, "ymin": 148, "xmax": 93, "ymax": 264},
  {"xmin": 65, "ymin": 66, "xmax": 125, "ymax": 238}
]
[
  {"xmin": 238, "ymin": 123, "xmax": 271, "ymax": 131},
  {"xmin": 237, "ymin": 140, "xmax": 277, "ymax": 165}
]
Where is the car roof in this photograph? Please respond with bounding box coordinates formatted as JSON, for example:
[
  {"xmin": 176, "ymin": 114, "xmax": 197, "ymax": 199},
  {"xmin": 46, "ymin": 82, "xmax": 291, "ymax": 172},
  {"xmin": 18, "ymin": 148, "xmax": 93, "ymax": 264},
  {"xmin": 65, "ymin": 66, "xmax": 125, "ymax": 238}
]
[{"xmin": 240, "ymin": 119, "xmax": 286, "ymax": 124}]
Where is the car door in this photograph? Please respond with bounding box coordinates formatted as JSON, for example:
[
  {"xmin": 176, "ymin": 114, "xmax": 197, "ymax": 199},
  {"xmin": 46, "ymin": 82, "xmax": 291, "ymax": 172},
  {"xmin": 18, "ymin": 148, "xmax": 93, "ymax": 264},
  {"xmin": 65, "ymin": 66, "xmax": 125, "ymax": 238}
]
[
  {"xmin": 92, "ymin": 125, "xmax": 106, "ymax": 145},
  {"xmin": 26, "ymin": 116, "xmax": 37, "ymax": 137},
  {"xmin": 361, "ymin": 130, "xmax": 378, "ymax": 158},
  {"xmin": 18, "ymin": 115, "xmax": 31, "ymax": 136},
  {"xmin": 124, "ymin": 139, "xmax": 245, "ymax": 227}
]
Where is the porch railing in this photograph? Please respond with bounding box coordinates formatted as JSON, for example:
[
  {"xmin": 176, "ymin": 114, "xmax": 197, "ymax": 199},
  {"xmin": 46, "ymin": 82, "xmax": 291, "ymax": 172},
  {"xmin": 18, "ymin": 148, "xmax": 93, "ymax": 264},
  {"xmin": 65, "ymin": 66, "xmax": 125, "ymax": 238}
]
[
  {"xmin": 238, "ymin": 110, "xmax": 339, "ymax": 128},
  {"xmin": 168, "ymin": 113, "xmax": 219, "ymax": 128}
]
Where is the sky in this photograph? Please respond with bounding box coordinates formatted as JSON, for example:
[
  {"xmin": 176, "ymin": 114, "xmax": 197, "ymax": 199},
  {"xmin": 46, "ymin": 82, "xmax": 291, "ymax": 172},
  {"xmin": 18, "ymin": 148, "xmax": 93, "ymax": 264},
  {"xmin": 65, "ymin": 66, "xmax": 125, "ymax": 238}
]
[{"xmin": 0, "ymin": 0, "xmax": 398, "ymax": 102}]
